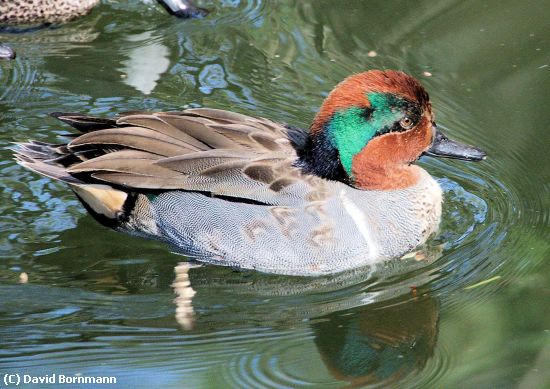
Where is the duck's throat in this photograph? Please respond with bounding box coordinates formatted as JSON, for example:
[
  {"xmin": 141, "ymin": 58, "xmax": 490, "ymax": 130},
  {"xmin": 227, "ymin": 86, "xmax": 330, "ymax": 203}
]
[
  {"xmin": 352, "ymin": 157, "xmax": 421, "ymax": 190},
  {"xmin": 350, "ymin": 129, "xmax": 429, "ymax": 190}
]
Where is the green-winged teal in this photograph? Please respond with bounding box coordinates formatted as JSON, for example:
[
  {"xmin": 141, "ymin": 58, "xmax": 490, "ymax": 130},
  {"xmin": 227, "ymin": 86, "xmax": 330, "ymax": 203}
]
[{"xmin": 14, "ymin": 70, "xmax": 486, "ymax": 275}]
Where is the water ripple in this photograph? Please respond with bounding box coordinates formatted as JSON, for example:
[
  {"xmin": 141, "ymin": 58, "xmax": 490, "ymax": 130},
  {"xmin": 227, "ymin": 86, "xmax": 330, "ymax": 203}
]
[
  {"xmin": 1, "ymin": 1, "xmax": 548, "ymax": 387},
  {"xmin": 0, "ymin": 55, "xmax": 37, "ymax": 105},
  {"xmin": 222, "ymin": 331, "xmax": 333, "ymax": 388}
]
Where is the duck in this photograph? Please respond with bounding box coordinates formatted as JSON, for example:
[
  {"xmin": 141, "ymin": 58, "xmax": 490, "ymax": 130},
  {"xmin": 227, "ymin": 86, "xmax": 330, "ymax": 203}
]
[
  {"xmin": 14, "ymin": 70, "xmax": 486, "ymax": 276},
  {"xmin": 0, "ymin": 0, "xmax": 207, "ymax": 26},
  {"xmin": 0, "ymin": 0, "xmax": 100, "ymax": 26},
  {"xmin": 0, "ymin": 0, "xmax": 207, "ymax": 60}
]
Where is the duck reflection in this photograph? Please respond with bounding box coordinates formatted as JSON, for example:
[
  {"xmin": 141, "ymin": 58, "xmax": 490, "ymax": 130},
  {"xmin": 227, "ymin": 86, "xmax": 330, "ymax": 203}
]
[
  {"xmin": 313, "ymin": 295, "xmax": 438, "ymax": 386},
  {"xmin": 170, "ymin": 262, "xmax": 439, "ymax": 386}
]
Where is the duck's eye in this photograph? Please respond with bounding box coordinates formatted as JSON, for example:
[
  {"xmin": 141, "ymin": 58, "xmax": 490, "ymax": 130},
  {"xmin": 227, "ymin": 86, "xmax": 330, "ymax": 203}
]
[{"xmin": 399, "ymin": 117, "xmax": 414, "ymax": 129}]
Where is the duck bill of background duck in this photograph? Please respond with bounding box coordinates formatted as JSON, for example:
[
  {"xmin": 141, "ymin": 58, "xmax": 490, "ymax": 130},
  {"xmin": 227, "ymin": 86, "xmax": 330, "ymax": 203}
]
[
  {"xmin": 424, "ymin": 126, "xmax": 486, "ymax": 161},
  {"xmin": 156, "ymin": 0, "xmax": 208, "ymax": 18}
]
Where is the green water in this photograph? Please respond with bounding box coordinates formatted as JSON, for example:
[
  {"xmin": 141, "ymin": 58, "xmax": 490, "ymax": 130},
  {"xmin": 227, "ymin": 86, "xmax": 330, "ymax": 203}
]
[{"xmin": 1, "ymin": 0, "xmax": 548, "ymax": 387}]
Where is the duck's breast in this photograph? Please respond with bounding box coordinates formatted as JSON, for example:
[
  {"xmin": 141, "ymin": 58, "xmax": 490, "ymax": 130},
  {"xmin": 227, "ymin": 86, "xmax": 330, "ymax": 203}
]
[{"xmin": 343, "ymin": 169, "xmax": 443, "ymax": 259}]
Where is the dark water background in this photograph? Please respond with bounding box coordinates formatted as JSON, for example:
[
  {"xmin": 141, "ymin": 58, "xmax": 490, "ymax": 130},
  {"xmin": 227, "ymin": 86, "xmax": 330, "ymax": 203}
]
[{"xmin": 1, "ymin": 0, "xmax": 548, "ymax": 387}]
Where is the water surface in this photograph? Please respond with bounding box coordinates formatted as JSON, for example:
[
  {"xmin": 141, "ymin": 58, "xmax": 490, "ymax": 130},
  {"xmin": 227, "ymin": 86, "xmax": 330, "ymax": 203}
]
[{"xmin": 1, "ymin": 0, "xmax": 549, "ymax": 387}]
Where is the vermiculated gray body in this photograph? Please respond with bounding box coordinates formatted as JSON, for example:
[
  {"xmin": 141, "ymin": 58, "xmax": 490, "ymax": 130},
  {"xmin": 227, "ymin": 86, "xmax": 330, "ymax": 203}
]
[{"xmin": 125, "ymin": 170, "xmax": 442, "ymax": 275}]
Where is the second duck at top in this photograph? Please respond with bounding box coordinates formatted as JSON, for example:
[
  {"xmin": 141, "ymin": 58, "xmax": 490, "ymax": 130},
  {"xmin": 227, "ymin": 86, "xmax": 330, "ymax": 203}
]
[{"xmin": 0, "ymin": 0, "xmax": 207, "ymax": 25}]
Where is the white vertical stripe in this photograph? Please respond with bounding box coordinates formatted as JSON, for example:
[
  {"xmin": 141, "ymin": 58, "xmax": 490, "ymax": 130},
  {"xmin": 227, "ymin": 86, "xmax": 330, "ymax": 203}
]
[{"xmin": 339, "ymin": 189, "xmax": 380, "ymax": 262}]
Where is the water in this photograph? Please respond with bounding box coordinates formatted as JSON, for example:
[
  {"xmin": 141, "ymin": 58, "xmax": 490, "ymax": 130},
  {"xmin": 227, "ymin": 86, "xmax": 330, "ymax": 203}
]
[{"xmin": 1, "ymin": 0, "xmax": 548, "ymax": 387}]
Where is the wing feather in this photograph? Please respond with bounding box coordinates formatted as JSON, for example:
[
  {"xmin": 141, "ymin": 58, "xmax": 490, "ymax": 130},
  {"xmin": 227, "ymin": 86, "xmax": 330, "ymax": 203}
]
[
  {"xmin": 15, "ymin": 108, "xmax": 311, "ymax": 204},
  {"xmin": 116, "ymin": 115, "xmax": 210, "ymax": 150}
]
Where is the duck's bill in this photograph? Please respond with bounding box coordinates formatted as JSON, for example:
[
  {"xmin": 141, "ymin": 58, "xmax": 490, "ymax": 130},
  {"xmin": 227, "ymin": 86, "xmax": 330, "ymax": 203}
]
[
  {"xmin": 157, "ymin": 0, "xmax": 208, "ymax": 18},
  {"xmin": 424, "ymin": 127, "xmax": 486, "ymax": 161}
]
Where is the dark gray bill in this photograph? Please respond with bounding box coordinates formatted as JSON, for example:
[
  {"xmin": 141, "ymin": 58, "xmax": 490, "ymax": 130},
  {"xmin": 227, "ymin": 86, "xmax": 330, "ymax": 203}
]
[
  {"xmin": 157, "ymin": 0, "xmax": 209, "ymax": 18},
  {"xmin": 424, "ymin": 127, "xmax": 486, "ymax": 161}
]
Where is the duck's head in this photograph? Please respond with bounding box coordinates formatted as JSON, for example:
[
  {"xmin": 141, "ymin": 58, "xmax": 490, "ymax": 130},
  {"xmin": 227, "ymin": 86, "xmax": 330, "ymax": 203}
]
[{"xmin": 299, "ymin": 70, "xmax": 486, "ymax": 190}]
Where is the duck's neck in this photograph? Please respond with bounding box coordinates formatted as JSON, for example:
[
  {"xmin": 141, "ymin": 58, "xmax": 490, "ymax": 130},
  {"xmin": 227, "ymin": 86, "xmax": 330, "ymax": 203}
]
[
  {"xmin": 351, "ymin": 130, "xmax": 426, "ymax": 190},
  {"xmin": 297, "ymin": 123, "xmax": 425, "ymax": 190},
  {"xmin": 296, "ymin": 125, "xmax": 350, "ymax": 183}
]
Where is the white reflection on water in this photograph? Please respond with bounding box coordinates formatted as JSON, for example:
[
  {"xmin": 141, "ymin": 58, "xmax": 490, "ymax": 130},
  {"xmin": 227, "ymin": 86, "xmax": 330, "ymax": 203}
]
[{"xmin": 120, "ymin": 31, "xmax": 170, "ymax": 95}]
